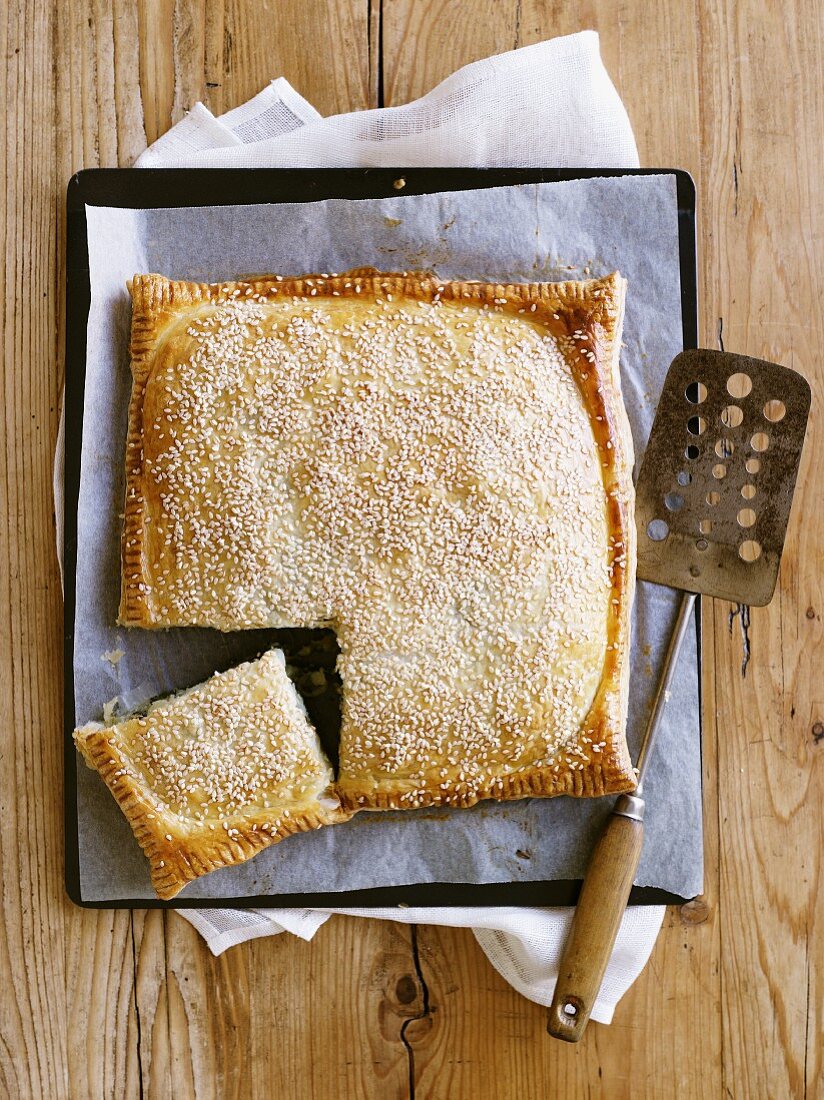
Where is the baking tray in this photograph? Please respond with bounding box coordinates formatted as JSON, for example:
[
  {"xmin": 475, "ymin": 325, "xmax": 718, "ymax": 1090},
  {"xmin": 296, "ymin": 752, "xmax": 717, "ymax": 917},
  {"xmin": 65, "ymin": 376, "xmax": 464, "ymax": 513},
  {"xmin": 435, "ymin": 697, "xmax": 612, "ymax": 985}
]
[{"xmin": 64, "ymin": 167, "xmax": 698, "ymax": 908}]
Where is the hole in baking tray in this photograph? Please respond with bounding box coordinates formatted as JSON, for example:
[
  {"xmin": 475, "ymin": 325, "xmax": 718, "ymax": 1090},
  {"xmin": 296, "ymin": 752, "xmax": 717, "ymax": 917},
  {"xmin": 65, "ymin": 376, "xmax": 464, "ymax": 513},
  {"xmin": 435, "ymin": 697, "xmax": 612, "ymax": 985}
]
[
  {"xmin": 707, "ymin": 491, "xmax": 721, "ymax": 506},
  {"xmin": 665, "ymin": 492, "xmax": 684, "ymax": 511},
  {"xmin": 685, "ymin": 444, "xmax": 701, "ymax": 460},
  {"xmin": 647, "ymin": 518, "xmax": 669, "ymax": 541},
  {"xmin": 696, "ymin": 539, "xmax": 709, "ymax": 552},
  {"xmin": 687, "ymin": 416, "xmax": 707, "ymax": 436},
  {"xmin": 741, "ymin": 483, "xmax": 757, "ymax": 499},
  {"xmin": 685, "ymin": 381, "xmax": 707, "ymax": 404},
  {"xmin": 738, "ymin": 508, "xmax": 757, "ymax": 528},
  {"xmin": 699, "ymin": 519, "xmax": 712, "ymax": 534},
  {"xmin": 676, "ymin": 470, "xmax": 691, "ymax": 486},
  {"xmin": 715, "ymin": 438, "xmax": 735, "ymax": 458},
  {"xmin": 727, "ymin": 372, "xmax": 752, "ymax": 398},
  {"xmin": 746, "ymin": 457, "xmax": 761, "ymax": 474},
  {"xmin": 712, "ymin": 463, "xmax": 727, "ymax": 479},
  {"xmin": 739, "ymin": 539, "xmax": 762, "ymax": 562},
  {"xmin": 764, "ymin": 399, "xmax": 786, "ymax": 422},
  {"xmin": 721, "ymin": 404, "xmax": 744, "ymax": 428},
  {"xmin": 751, "ymin": 431, "xmax": 770, "ymax": 452}
]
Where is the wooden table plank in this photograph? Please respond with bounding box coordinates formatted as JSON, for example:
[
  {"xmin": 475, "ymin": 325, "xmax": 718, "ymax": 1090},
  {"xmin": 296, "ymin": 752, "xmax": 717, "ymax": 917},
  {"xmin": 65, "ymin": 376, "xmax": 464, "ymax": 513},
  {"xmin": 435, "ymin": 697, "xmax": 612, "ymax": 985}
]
[
  {"xmin": 0, "ymin": 0, "xmax": 68, "ymax": 1095},
  {"xmin": 696, "ymin": 0, "xmax": 824, "ymax": 1095},
  {"xmin": 134, "ymin": 0, "xmax": 376, "ymax": 138},
  {"xmin": 1, "ymin": 0, "xmax": 821, "ymax": 1096},
  {"xmin": 249, "ymin": 916, "xmax": 419, "ymax": 1100}
]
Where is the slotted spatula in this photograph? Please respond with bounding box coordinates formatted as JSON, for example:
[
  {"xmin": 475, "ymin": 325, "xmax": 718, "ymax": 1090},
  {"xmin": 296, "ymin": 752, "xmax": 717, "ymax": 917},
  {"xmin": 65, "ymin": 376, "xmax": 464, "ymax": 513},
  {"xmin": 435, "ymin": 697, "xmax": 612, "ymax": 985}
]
[{"xmin": 547, "ymin": 349, "xmax": 811, "ymax": 1042}]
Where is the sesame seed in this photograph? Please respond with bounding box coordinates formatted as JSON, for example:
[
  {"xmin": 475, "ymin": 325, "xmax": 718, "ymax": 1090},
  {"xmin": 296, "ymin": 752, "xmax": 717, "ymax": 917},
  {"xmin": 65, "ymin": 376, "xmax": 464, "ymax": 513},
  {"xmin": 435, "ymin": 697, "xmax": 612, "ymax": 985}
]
[{"xmin": 126, "ymin": 280, "xmax": 626, "ymax": 805}]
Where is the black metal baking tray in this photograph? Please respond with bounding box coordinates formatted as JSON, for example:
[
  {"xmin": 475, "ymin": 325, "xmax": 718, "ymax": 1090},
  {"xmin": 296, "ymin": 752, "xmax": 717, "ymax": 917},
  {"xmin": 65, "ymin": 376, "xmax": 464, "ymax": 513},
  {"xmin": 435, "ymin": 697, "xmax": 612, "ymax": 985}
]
[{"xmin": 65, "ymin": 167, "xmax": 698, "ymax": 909}]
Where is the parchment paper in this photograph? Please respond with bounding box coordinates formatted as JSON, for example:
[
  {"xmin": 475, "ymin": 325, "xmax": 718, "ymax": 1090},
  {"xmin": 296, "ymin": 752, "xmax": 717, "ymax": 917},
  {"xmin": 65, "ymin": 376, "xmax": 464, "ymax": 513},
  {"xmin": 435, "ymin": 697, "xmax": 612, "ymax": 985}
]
[{"xmin": 74, "ymin": 174, "xmax": 703, "ymax": 901}]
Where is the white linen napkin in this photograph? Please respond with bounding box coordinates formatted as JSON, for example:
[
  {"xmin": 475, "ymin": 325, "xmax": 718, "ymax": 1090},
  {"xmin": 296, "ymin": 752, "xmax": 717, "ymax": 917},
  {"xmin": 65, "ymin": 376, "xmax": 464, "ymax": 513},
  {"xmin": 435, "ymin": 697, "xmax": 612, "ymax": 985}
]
[{"xmin": 58, "ymin": 30, "xmax": 665, "ymax": 1024}]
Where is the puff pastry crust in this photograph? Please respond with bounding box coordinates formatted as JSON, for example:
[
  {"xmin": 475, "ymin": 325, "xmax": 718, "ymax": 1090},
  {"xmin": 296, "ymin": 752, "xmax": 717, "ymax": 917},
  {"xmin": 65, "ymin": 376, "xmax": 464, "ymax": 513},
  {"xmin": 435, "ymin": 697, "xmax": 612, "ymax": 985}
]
[
  {"xmin": 74, "ymin": 648, "xmax": 346, "ymax": 899},
  {"xmin": 120, "ymin": 269, "xmax": 636, "ymax": 811}
]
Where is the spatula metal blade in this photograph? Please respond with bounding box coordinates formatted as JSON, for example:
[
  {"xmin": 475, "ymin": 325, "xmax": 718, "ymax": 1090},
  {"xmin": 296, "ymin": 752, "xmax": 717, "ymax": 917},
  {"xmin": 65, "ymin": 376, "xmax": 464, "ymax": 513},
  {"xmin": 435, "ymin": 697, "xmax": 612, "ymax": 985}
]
[{"xmin": 635, "ymin": 349, "xmax": 811, "ymax": 606}]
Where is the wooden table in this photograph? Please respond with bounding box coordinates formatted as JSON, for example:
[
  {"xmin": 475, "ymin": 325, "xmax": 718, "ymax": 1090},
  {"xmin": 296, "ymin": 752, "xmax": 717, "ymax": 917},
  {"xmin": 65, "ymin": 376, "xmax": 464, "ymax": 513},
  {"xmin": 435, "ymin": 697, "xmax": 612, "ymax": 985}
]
[{"xmin": 2, "ymin": 1, "xmax": 821, "ymax": 1096}]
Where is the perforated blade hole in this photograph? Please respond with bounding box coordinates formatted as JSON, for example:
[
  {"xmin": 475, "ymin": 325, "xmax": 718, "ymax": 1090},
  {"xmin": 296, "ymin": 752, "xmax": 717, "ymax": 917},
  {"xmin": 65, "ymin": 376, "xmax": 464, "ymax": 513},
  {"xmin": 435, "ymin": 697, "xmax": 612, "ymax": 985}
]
[
  {"xmin": 684, "ymin": 372, "xmax": 762, "ymax": 565},
  {"xmin": 664, "ymin": 380, "xmax": 716, "ymax": 563},
  {"xmin": 642, "ymin": 364, "xmax": 800, "ymax": 575},
  {"xmin": 719, "ymin": 371, "xmax": 768, "ymax": 567},
  {"xmin": 751, "ymin": 431, "xmax": 770, "ymax": 452},
  {"xmin": 738, "ymin": 508, "xmax": 757, "ymax": 528},
  {"xmin": 727, "ymin": 372, "xmax": 752, "ymax": 398},
  {"xmin": 640, "ymin": 356, "xmax": 808, "ymax": 592},
  {"xmin": 715, "ymin": 438, "xmax": 735, "ymax": 458}
]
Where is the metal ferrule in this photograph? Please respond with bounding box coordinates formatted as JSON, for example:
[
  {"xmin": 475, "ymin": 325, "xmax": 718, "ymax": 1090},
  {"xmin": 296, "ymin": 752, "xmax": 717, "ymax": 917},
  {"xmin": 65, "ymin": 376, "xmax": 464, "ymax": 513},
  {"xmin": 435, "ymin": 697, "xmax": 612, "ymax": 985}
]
[{"xmin": 613, "ymin": 793, "xmax": 646, "ymax": 822}]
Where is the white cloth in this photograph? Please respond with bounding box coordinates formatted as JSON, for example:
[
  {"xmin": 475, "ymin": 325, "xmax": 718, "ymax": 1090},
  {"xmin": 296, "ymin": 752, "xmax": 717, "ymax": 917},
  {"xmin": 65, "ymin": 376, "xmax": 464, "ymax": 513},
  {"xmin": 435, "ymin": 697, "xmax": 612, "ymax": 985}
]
[
  {"xmin": 135, "ymin": 33, "xmax": 638, "ymax": 169},
  {"xmin": 58, "ymin": 30, "xmax": 664, "ymax": 1024},
  {"xmin": 183, "ymin": 905, "xmax": 663, "ymax": 1023}
]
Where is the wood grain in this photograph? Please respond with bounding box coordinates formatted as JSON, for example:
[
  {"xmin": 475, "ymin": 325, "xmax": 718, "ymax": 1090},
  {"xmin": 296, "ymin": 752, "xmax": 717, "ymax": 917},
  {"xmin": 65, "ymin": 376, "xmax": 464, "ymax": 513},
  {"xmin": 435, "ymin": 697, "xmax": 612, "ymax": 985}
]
[
  {"xmin": 0, "ymin": 0, "xmax": 821, "ymax": 1096},
  {"xmin": 0, "ymin": 0, "xmax": 67, "ymax": 1095},
  {"xmin": 697, "ymin": 0, "xmax": 824, "ymax": 1095},
  {"xmin": 548, "ymin": 812, "xmax": 645, "ymax": 1041}
]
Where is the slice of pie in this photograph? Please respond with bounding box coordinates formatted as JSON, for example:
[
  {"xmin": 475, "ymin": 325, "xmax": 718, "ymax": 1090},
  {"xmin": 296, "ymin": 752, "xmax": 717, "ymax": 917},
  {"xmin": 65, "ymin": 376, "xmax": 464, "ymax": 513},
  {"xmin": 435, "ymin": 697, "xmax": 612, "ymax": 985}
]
[
  {"xmin": 120, "ymin": 269, "xmax": 636, "ymax": 811},
  {"xmin": 74, "ymin": 648, "xmax": 346, "ymax": 898}
]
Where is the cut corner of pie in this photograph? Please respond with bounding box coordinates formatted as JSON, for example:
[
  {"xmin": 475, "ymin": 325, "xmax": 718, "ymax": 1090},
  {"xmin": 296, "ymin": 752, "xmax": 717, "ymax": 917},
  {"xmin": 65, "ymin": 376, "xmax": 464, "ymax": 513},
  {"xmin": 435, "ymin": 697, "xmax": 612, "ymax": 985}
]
[{"xmin": 74, "ymin": 647, "xmax": 347, "ymax": 899}]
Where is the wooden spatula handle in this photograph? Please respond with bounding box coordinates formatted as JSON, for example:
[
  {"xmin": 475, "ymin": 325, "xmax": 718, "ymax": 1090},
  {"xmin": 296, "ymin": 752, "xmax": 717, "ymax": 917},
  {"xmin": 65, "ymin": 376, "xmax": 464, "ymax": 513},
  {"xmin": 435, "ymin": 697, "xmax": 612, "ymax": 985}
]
[{"xmin": 547, "ymin": 794, "xmax": 645, "ymax": 1042}]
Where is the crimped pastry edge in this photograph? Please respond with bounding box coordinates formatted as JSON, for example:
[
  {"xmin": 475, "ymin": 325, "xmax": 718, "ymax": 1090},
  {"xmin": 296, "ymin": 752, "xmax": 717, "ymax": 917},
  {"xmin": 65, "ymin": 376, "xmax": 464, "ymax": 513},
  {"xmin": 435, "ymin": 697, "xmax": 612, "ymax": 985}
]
[
  {"xmin": 73, "ymin": 722, "xmax": 349, "ymax": 900},
  {"xmin": 118, "ymin": 268, "xmax": 637, "ymax": 807}
]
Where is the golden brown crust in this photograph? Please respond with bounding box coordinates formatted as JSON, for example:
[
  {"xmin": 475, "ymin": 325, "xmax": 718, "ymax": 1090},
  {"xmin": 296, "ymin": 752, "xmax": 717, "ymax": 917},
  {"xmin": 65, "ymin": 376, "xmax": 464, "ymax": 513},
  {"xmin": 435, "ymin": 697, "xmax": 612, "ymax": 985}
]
[
  {"xmin": 120, "ymin": 269, "xmax": 636, "ymax": 807},
  {"xmin": 74, "ymin": 650, "xmax": 349, "ymax": 899},
  {"xmin": 75, "ymin": 725, "xmax": 345, "ymax": 899}
]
